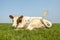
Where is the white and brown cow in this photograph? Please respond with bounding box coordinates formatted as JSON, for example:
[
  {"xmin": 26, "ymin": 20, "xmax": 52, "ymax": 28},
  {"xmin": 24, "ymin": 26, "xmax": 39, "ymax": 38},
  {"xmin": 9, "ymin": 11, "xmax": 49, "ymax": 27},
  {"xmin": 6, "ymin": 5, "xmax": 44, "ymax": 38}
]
[
  {"xmin": 9, "ymin": 10, "xmax": 52, "ymax": 30},
  {"xmin": 9, "ymin": 15, "xmax": 52, "ymax": 30}
]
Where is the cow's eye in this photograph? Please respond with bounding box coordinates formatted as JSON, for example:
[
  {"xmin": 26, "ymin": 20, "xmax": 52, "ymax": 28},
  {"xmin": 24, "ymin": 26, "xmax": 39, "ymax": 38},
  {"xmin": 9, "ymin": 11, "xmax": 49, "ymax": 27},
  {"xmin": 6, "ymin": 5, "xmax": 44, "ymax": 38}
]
[
  {"xmin": 17, "ymin": 20, "xmax": 22, "ymax": 23},
  {"xmin": 19, "ymin": 20, "xmax": 22, "ymax": 22}
]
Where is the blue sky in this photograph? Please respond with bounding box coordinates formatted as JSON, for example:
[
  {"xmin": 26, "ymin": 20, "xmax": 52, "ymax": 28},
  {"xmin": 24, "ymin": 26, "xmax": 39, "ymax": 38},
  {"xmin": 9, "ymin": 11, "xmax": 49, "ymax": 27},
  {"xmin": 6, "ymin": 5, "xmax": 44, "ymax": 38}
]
[{"xmin": 0, "ymin": 0, "xmax": 60, "ymax": 23}]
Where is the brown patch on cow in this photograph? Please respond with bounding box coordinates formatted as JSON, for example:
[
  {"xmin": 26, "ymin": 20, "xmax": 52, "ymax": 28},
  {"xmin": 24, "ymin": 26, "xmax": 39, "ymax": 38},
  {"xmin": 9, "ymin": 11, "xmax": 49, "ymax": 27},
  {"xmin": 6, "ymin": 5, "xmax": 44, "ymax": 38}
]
[
  {"xmin": 9, "ymin": 15, "xmax": 14, "ymax": 19},
  {"xmin": 17, "ymin": 15, "xmax": 23, "ymax": 26},
  {"xmin": 46, "ymin": 22, "xmax": 50, "ymax": 26}
]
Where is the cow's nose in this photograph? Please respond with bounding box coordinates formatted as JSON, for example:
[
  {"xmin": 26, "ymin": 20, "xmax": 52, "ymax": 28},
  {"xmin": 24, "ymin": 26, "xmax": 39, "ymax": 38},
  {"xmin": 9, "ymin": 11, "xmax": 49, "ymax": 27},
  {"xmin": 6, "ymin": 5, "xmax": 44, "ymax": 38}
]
[{"xmin": 12, "ymin": 26, "xmax": 17, "ymax": 29}]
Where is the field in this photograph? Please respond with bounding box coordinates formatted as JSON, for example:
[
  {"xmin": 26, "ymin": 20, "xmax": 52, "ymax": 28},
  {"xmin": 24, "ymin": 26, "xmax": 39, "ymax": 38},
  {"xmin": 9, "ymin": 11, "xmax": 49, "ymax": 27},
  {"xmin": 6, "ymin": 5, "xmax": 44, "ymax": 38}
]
[{"xmin": 0, "ymin": 23, "xmax": 60, "ymax": 40}]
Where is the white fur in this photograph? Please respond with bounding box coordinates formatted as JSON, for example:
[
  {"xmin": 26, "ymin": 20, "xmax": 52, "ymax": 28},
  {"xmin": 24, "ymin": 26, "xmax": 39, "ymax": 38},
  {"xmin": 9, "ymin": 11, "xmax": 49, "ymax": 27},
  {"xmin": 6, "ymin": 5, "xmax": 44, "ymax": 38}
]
[{"xmin": 26, "ymin": 17, "xmax": 52, "ymax": 30}]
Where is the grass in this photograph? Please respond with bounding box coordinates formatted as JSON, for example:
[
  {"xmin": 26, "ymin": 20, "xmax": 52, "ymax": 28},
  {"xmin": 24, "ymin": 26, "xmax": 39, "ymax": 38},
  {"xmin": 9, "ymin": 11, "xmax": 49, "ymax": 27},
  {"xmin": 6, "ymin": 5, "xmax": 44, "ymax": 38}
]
[{"xmin": 0, "ymin": 23, "xmax": 60, "ymax": 40}]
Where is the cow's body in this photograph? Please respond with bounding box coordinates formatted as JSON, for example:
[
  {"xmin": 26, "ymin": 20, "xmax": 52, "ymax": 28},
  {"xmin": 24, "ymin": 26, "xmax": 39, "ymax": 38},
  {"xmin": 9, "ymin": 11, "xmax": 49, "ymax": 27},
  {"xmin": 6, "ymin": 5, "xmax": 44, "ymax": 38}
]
[{"xmin": 9, "ymin": 15, "xmax": 52, "ymax": 30}]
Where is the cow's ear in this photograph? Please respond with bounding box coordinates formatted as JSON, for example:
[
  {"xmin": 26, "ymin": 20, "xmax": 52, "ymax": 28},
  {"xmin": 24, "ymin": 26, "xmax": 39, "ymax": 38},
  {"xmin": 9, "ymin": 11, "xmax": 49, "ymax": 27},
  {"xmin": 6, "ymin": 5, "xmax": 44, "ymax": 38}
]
[{"xmin": 9, "ymin": 15, "xmax": 14, "ymax": 19}]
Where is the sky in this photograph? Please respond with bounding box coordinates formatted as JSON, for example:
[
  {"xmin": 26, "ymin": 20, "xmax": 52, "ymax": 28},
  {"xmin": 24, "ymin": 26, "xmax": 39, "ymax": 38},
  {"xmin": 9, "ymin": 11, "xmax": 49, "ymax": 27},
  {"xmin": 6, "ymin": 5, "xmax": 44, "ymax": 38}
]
[{"xmin": 0, "ymin": 0, "xmax": 60, "ymax": 23}]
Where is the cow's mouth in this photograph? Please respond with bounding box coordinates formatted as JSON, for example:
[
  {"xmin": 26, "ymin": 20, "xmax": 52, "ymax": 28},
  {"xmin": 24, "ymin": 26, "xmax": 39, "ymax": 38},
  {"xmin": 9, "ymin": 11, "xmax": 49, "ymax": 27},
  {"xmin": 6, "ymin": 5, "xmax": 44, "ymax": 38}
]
[{"xmin": 12, "ymin": 26, "xmax": 17, "ymax": 29}]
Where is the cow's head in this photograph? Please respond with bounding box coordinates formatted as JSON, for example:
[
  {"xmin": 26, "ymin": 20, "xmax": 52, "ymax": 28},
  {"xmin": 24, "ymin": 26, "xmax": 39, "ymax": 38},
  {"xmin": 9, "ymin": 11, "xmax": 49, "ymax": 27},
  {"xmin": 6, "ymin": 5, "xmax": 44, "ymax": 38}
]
[{"xmin": 9, "ymin": 15, "xmax": 23, "ymax": 28}]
